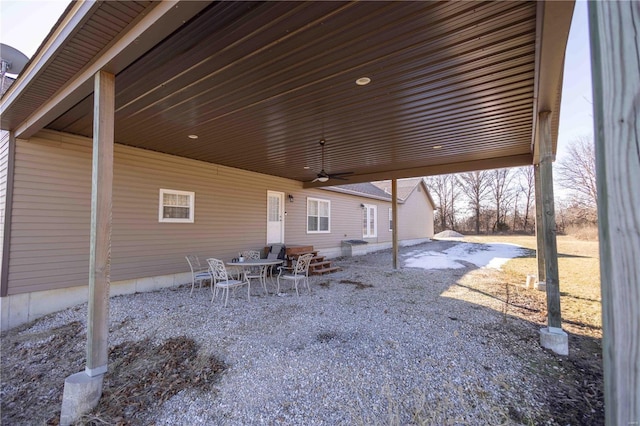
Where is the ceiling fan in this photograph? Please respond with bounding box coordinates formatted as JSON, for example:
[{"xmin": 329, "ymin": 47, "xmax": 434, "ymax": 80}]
[{"xmin": 311, "ymin": 139, "xmax": 353, "ymax": 183}]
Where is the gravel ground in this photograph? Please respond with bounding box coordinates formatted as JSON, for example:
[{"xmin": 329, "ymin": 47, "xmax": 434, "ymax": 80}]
[{"xmin": 2, "ymin": 240, "xmax": 589, "ymax": 425}]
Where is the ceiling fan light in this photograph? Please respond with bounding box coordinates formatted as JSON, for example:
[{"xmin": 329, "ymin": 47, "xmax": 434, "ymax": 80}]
[{"xmin": 317, "ymin": 176, "xmax": 329, "ymax": 183}]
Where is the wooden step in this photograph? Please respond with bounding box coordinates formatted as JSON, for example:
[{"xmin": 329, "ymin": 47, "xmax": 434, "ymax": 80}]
[
  {"xmin": 310, "ymin": 266, "xmax": 341, "ymax": 275},
  {"xmin": 310, "ymin": 260, "xmax": 332, "ymax": 269}
]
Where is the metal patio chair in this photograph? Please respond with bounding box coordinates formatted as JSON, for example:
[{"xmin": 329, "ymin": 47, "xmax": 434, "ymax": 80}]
[
  {"xmin": 185, "ymin": 254, "xmax": 212, "ymax": 295},
  {"xmin": 277, "ymin": 252, "xmax": 314, "ymax": 296},
  {"xmin": 207, "ymin": 258, "xmax": 250, "ymax": 307}
]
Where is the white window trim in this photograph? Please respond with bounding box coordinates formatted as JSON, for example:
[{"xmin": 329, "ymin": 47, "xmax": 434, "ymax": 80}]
[
  {"xmin": 363, "ymin": 204, "xmax": 377, "ymax": 238},
  {"xmin": 388, "ymin": 207, "xmax": 393, "ymax": 232},
  {"xmin": 307, "ymin": 197, "xmax": 331, "ymax": 233},
  {"xmin": 159, "ymin": 189, "xmax": 195, "ymax": 223}
]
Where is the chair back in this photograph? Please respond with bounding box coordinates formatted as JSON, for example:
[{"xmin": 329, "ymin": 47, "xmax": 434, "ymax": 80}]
[
  {"xmin": 186, "ymin": 254, "xmax": 202, "ymax": 272},
  {"xmin": 267, "ymin": 244, "xmax": 285, "ymax": 260},
  {"xmin": 293, "ymin": 253, "xmax": 314, "ymax": 276},
  {"xmin": 241, "ymin": 250, "xmax": 261, "ymax": 260},
  {"xmin": 207, "ymin": 258, "xmax": 229, "ymax": 282}
]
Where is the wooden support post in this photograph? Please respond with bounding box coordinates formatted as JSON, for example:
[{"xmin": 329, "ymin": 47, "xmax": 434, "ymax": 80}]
[
  {"xmin": 391, "ymin": 179, "xmax": 398, "ymax": 269},
  {"xmin": 538, "ymin": 111, "xmax": 562, "ymax": 330},
  {"xmin": 589, "ymin": 2, "xmax": 640, "ymax": 424},
  {"xmin": 533, "ymin": 164, "xmax": 546, "ymax": 290},
  {"xmin": 86, "ymin": 70, "xmax": 114, "ymax": 376}
]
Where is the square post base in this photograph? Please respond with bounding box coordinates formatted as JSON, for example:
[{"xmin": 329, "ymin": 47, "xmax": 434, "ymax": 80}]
[
  {"xmin": 60, "ymin": 372, "xmax": 104, "ymax": 425},
  {"xmin": 540, "ymin": 327, "xmax": 569, "ymax": 356}
]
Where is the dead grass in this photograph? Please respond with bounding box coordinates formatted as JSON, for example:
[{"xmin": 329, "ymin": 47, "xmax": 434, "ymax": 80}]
[
  {"xmin": 464, "ymin": 234, "xmax": 602, "ymax": 338},
  {"xmin": 446, "ymin": 236, "xmax": 604, "ymax": 425},
  {"xmin": 564, "ymin": 224, "xmax": 599, "ymax": 241}
]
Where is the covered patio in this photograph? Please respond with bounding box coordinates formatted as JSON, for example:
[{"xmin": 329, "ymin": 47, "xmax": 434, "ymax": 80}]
[
  {"xmin": 1, "ymin": 1, "xmax": 637, "ymax": 424},
  {"xmin": 0, "ymin": 240, "xmax": 603, "ymax": 424}
]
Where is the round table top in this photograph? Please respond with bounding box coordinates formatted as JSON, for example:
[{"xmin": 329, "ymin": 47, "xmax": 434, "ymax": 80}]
[{"xmin": 226, "ymin": 258, "xmax": 283, "ymax": 266}]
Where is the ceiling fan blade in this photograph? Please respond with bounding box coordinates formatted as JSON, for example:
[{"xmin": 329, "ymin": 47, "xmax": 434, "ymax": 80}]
[{"xmin": 329, "ymin": 175, "xmax": 350, "ymax": 181}]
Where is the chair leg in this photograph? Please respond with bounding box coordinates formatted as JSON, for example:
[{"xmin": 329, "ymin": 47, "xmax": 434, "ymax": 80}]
[{"xmin": 294, "ymin": 279, "xmax": 299, "ymax": 297}]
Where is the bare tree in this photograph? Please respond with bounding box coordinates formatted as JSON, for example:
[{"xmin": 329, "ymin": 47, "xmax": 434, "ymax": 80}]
[
  {"xmin": 489, "ymin": 168, "xmax": 514, "ymax": 232},
  {"xmin": 517, "ymin": 166, "xmax": 535, "ymax": 232},
  {"xmin": 556, "ymin": 135, "xmax": 598, "ymax": 208},
  {"xmin": 426, "ymin": 174, "xmax": 460, "ymax": 231},
  {"xmin": 457, "ymin": 170, "xmax": 491, "ymax": 234}
]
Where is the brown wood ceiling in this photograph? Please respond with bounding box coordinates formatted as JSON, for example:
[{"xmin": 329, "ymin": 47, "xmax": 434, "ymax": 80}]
[{"xmin": 45, "ymin": 1, "xmax": 541, "ymax": 185}]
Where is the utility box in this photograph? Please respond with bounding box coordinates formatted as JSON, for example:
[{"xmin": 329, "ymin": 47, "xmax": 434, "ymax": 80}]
[{"xmin": 341, "ymin": 240, "xmax": 368, "ymax": 257}]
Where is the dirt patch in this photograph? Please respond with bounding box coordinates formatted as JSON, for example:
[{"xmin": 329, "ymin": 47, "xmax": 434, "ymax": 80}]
[
  {"xmin": 84, "ymin": 337, "xmax": 224, "ymax": 425},
  {"xmin": 1, "ymin": 321, "xmax": 85, "ymax": 425},
  {"xmin": 339, "ymin": 279, "xmax": 373, "ymax": 289},
  {"xmin": 0, "ymin": 328, "xmax": 224, "ymax": 426},
  {"xmin": 318, "ymin": 280, "xmax": 331, "ymax": 288}
]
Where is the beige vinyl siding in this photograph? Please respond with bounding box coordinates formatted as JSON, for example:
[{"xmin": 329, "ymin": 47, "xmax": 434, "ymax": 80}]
[
  {"xmin": 7, "ymin": 131, "xmax": 303, "ymax": 295},
  {"xmin": 283, "ymin": 190, "xmax": 392, "ymax": 249},
  {"xmin": 8, "ymin": 135, "xmax": 92, "ymax": 293},
  {"xmin": 398, "ymin": 185, "xmax": 434, "ymax": 240}
]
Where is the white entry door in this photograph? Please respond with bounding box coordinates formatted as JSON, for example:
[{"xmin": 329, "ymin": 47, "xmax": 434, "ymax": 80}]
[{"xmin": 266, "ymin": 191, "xmax": 285, "ymax": 244}]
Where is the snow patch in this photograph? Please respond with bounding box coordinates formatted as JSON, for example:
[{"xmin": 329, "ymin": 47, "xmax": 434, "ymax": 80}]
[{"xmin": 404, "ymin": 242, "xmax": 527, "ymax": 270}]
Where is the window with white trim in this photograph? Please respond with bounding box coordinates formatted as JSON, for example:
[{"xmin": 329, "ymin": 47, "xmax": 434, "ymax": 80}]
[
  {"xmin": 159, "ymin": 189, "xmax": 195, "ymax": 223},
  {"xmin": 307, "ymin": 197, "xmax": 330, "ymax": 233},
  {"xmin": 388, "ymin": 207, "xmax": 393, "ymax": 231},
  {"xmin": 362, "ymin": 204, "xmax": 377, "ymax": 238}
]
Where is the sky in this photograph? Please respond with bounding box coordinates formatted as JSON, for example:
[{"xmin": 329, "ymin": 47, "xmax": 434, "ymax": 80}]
[{"xmin": 1, "ymin": 0, "xmax": 594, "ymax": 159}]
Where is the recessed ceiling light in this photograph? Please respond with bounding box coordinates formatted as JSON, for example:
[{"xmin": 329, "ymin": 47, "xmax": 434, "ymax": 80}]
[
  {"xmin": 303, "ymin": 166, "xmax": 310, "ymax": 170},
  {"xmin": 433, "ymin": 145, "xmax": 443, "ymax": 149},
  {"xmin": 188, "ymin": 134, "xmax": 198, "ymax": 139},
  {"xmin": 356, "ymin": 77, "xmax": 371, "ymax": 86}
]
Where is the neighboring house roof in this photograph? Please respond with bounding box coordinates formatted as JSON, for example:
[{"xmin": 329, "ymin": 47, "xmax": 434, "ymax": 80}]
[
  {"xmin": 323, "ymin": 182, "xmax": 392, "ymax": 202},
  {"xmin": 323, "ymin": 178, "xmax": 436, "ymax": 210},
  {"xmin": 371, "ymin": 178, "xmax": 423, "ymax": 201},
  {"xmin": 371, "ymin": 178, "xmax": 436, "ymax": 209}
]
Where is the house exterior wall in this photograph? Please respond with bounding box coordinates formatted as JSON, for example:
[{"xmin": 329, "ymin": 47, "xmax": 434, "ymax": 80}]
[
  {"xmin": 1, "ymin": 130, "xmax": 433, "ymax": 329},
  {"xmin": 398, "ymin": 184, "xmax": 434, "ymax": 240},
  {"xmin": 5, "ymin": 131, "xmax": 301, "ymax": 296},
  {"xmin": 283, "ymin": 190, "xmax": 394, "ymax": 255}
]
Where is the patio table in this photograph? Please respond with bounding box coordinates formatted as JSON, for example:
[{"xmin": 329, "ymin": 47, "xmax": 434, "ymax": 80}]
[{"xmin": 226, "ymin": 258, "xmax": 283, "ymax": 295}]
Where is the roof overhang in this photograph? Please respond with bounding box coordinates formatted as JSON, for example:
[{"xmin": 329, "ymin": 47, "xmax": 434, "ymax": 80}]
[{"xmin": 1, "ymin": 1, "xmax": 574, "ymax": 186}]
